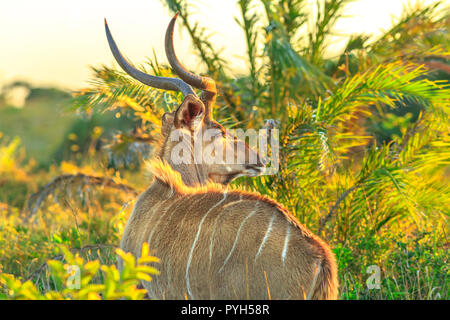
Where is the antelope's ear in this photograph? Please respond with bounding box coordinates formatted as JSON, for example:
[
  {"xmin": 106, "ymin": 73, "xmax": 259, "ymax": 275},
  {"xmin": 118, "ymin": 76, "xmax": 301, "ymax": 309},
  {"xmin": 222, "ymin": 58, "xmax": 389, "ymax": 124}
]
[{"xmin": 174, "ymin": 94, "xmax": 205, "ymax": 131}]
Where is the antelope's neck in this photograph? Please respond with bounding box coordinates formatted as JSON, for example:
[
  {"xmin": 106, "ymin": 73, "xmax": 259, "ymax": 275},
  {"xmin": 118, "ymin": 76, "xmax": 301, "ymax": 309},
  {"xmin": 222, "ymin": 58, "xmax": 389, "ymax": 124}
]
[{"xmin": 167, "ymin": 162, "xmax": 209, "ymax": 187}]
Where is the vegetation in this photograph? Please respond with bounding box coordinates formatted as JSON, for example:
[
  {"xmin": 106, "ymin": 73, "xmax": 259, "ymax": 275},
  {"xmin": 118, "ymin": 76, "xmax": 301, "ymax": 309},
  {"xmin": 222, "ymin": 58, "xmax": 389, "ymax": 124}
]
[{"xmin": 0, "ymin": 0, "xmax": 448, "ymax": 299}]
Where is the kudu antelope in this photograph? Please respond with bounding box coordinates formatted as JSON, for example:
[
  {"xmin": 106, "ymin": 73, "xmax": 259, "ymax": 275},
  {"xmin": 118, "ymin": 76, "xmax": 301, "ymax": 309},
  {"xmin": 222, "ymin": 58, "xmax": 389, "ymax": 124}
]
[{"xmin": 105, "ymin": 14, "xmax": 338, "ymax": 300}]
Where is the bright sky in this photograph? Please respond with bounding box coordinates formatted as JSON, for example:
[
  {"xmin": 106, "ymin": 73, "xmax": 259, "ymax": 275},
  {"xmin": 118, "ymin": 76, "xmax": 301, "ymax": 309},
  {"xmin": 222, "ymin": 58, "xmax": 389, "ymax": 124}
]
[{"xmin": 0, "ymin": 0, "xmax": 443, "ymax": 90}]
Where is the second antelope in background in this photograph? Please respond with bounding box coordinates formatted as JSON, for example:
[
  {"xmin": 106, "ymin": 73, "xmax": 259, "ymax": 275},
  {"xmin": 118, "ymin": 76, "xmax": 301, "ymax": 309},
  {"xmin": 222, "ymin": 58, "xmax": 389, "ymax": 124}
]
[{"xmin": 105, "ymin": 14, "xmax": 338, "ymax": 299}]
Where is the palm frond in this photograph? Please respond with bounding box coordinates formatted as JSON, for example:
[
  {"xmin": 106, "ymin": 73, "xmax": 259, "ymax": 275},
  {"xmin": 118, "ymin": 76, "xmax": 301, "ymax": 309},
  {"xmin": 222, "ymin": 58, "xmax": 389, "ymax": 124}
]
[{"xmin": 306, "ymin": 0, "xmax": 353, "ymax": 65}]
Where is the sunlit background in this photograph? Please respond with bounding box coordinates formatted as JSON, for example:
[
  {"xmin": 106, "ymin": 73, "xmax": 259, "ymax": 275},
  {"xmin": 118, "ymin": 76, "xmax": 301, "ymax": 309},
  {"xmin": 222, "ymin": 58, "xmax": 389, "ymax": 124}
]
[{"xmin": 0, "ymin": 0, "xmax": 442, "ymax": 90}]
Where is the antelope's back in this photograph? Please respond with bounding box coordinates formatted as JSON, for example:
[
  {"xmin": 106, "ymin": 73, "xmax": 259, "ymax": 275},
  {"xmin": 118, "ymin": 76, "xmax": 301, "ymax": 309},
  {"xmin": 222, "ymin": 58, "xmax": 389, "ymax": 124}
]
[{"xmin": 122, "ymin": 187, "xmax": 337, "ymax": 299}]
